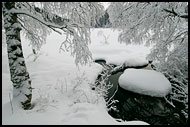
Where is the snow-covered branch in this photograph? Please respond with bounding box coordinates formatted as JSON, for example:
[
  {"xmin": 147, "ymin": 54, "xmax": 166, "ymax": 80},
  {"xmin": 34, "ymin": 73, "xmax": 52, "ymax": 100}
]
[
  {"xmin": 11, "ymin": 9, "xmax": 65, "ymax": 34},
  {"xmin": 108, "ymin": 2, "xmax": 188, "ymax": 119},
  {"xmin": 8, "ymin": 2, "xmax": 104, "ymax": 65}
]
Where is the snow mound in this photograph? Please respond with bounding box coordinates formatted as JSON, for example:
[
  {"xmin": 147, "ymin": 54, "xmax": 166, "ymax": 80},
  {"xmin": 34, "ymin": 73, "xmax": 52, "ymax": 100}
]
[{"xmin": 119, "ymin": 69, "xmax": 172, "ymax": 97}]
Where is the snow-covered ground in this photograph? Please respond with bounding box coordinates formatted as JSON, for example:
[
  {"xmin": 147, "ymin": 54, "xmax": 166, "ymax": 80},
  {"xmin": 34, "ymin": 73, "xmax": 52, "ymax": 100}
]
[
  {"xmin": 119, "ymin": 69, "xmax": 172, "ymax": 97},
  {"xmin": 89, "ymin": 28, "xmax": 151, "ymax": 66},
  {"xmin": 2, "ymin": 28, "xmax": 150, "ymax": 125}
]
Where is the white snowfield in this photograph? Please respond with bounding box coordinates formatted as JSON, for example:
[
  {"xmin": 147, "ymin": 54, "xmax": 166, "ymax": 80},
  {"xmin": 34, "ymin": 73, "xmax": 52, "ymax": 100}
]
[
  {"xmin": 119, "ymin": 69, "xmax": 172, "ymax": 97},
  {"xmin": 2, "ymin": 28, "xmax": 150, "ymax": 125},
  {"xmin": 89, "ymin": 29, "xmax": 150, "ymax": 67}
]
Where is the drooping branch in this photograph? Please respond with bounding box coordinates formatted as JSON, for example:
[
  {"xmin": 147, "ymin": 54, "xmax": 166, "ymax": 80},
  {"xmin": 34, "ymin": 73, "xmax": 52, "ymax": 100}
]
[
  {"xmin": 10, "ymin": 9, "xmax": 67, "ymax": 34},
  {"xmin": 9, "ymin": 2, "xmax": 104, "ymax": 66},
  {"xmin": 33, "ymin": 6, "xmax": 70, "ymax": 26},
  {"xmin": 12, "ymin": 7, "xmax": 88, "ymax": 36}
]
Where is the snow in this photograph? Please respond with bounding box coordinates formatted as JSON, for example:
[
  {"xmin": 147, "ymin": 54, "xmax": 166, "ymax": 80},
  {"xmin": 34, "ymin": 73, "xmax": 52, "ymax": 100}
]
[
  {"xmin": 100, "ymin": 2, "xmax": 110, "ymax": 10},
  {"xmin": 2, "ymin": 28, "xmax": 150, "ymax": 125},
  {"xmin": 89, "ymin": 28, "xmax": 150, "ymax": 67},
  {"xmin": 119, "ymin": 69, "xmax": 172, "ymax": 97}
]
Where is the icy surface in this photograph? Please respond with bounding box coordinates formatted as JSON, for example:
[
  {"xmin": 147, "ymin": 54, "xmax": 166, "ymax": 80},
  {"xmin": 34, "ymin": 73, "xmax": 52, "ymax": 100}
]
[{"xmin": 119, "ymin": 69, "xmax": 172, "ymax": 97}]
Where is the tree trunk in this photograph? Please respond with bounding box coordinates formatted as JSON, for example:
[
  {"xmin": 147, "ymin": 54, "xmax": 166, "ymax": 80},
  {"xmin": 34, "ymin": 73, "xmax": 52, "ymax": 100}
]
[{"xmin": 2, "ymin": 2, "xmax": 32, "ymax": 110}]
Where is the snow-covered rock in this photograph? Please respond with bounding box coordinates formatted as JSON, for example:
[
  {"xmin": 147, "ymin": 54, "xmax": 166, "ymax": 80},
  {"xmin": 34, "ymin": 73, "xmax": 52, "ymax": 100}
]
[{"xmin": 119, "ymin": 69, "xmax": 172, "ymax": 97}]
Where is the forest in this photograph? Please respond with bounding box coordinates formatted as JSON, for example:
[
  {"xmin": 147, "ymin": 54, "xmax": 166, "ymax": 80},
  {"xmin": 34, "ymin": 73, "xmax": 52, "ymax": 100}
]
[{"xmin": 2, "ymin": 2, "xmax": 188, "ymax": 125}]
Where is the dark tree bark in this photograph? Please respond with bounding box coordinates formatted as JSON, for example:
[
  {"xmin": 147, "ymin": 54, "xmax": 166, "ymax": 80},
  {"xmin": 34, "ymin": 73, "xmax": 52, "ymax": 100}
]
[{"xmin": 2, "ymin": 2, "xmax": 32, "ymax": 110}]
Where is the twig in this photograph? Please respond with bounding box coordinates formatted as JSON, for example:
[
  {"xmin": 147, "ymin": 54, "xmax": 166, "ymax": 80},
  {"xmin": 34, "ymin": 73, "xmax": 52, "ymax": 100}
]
[
  {"xmin": 163, "ymin": 8, "xmax": 188, "ymax": 19},
  {"xmin": 107, "ymin": 84, "xmax": 118, "ymax": 105},
  {"xmin": 9, "ymin": 93, "xmax": 14, "ymax": 114},
  {"xmin": 164, "ymin": 96, "xmax": 176, "ymax": 108}
]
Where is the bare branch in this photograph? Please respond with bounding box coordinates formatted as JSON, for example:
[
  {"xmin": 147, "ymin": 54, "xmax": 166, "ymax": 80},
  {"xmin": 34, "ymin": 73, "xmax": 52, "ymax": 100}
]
[{"xmin": 163, "ymin": 8, "xmax": 188, "ymax": 19}]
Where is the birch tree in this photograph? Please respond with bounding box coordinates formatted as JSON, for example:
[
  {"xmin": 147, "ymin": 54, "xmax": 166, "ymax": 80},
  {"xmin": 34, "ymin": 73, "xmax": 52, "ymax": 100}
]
[
  {"xmin": 108, "ymin": 2, "xmax": 188, "ymax": 118},
  {"xmin": 2, "ymin": 2, "xmax": 104, "ymax": 110}
]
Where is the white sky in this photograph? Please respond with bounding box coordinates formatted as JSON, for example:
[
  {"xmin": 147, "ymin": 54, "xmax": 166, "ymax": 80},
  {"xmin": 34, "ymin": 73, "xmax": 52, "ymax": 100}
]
[{"xmin": 100, "ymin": 2, "xmax": 110, "ymax": 10}]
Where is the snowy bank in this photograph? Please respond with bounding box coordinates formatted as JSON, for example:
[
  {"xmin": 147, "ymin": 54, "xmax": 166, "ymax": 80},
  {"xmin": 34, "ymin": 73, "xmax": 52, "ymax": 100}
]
[{"xmin": 119, "ymin": 69, "xmax": 172, "ymax": 97}]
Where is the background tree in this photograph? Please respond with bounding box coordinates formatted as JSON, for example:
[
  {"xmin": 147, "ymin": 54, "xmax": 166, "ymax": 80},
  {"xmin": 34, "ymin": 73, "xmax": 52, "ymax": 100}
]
[
  {"xmin": 107, "ymin": 2, "xmax": 188, "ymax": 119},
  {"xmin": 94, "ymin": 9, "xmax": 111, "ymax": 28},
  {"xmin": 2, "ymin": 2, "xmax": 104, "ymax": 110}
]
